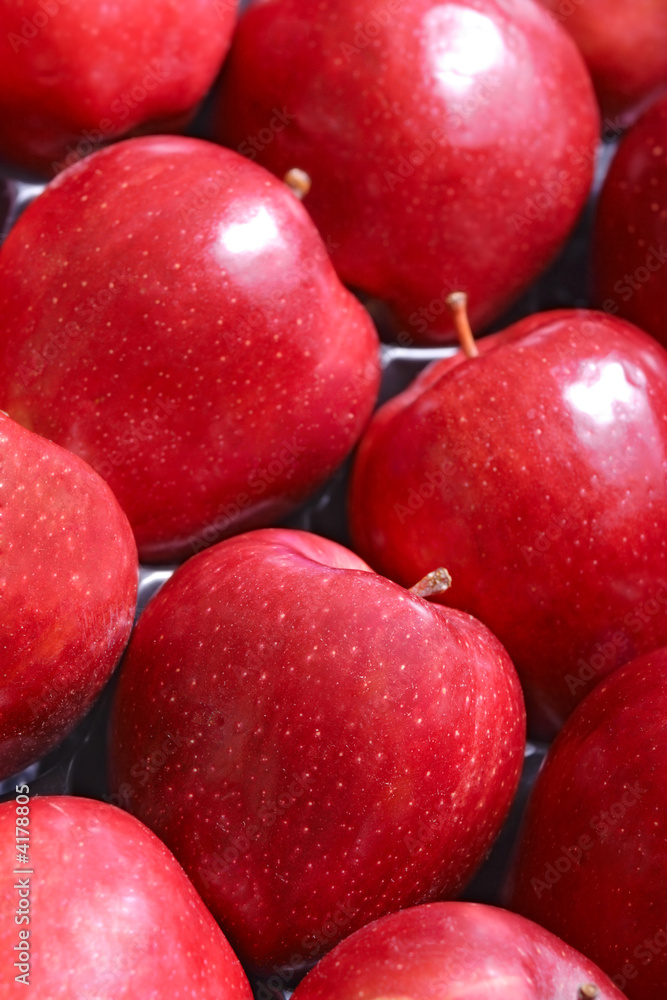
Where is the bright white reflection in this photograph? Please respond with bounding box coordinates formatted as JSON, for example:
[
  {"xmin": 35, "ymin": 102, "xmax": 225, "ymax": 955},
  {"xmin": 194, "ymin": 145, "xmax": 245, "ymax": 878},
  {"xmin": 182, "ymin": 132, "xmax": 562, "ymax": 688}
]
[
  {"xmin": 220, "ymin": 206, "xmax": 280, "ymax": 256},
  {"xmin": 565, "ymin": 362, "xmax": 638, "ymax": 426},
  {"xmin": 424, "ymin": 5, "xmax": 505, "ymax": 99}
]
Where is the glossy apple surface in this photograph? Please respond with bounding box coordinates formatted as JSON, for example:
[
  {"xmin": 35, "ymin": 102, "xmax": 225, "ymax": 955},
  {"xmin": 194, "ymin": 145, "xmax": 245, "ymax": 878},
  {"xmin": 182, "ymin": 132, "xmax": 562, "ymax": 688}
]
[
  {"xmin": 508, "ymin": 648, "xmax": 667, "ymax": 999},
  {"xmin": 214, "ymin": 0, "xmax": 599, "ymax": 344},
  {"xmin": 594, "ymin": 94, "xmax": 667, "ymax": 347},
  {"xmin": 349, "ymin": 309, "xmax": 667, "ymax": 738},
  {"xmin": 0, "ymin": 0, "xmax": 237, "ymax": 174},
  {"xmin": 292, "ymin": 901, "xmax": 624, "ymax": 1000},
  {"xmin": 0, "ymin": 412, "xmax": 137, "ymax": 780},
  {"xmin": 0, "ymin": 796, "xmax": 252, "ymax": 998},
  {"xmin": 109, "ymin": 527, "xmax": 525, "ymax": 973},
  {"xmin": 0, "ymin": 136, "xmax": 380, "ymax": 563},
  {"xmin": 537, "ymin": 0, "xmax": 667, "ymax": 122}
]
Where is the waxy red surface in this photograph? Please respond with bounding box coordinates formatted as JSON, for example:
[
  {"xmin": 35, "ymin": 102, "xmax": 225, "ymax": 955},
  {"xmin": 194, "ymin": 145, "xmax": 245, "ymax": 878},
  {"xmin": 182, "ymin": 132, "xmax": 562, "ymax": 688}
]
[
  {"xmin": 537, "ymin": 0, "xmax": 667, "ymax": 121},
  {"xmin": 0, "ymin": 796, "xmax": 253, "ymax": 998},
  {"xmin": 0, "ymin": 0, "xmax": 238, "ymax": 173},
  {"xmin": 0, "ymin": 412, "xmax": 137, "ymax": 780},
  {"xmin": 349, "ymin": 310, "xmax": 667, "ymax": 737},
  {"xmin": 292, "ymin": 901, "xmax": 625, "ymax": 1000},
  {"xmin": 215, "ymin": 0, "xmax": 599, "ymax": 343},
  {"xmin": 109, "ymin": 528, "xmax": 525, "ymax": 972},
  {"xmin": 594, "ymin": 94, "xmax": 667, "ymax": 348},
  {"xmin": 0, "ymin": 137, "xmax": 380, "ymax": 563},
  {"xmin": 509, "ymin": 648, "xmax": 667, "ymax": 1000}
]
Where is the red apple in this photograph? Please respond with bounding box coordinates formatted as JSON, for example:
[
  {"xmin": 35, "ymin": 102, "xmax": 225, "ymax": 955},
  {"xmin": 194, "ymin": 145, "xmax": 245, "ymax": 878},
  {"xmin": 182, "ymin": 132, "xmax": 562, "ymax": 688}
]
[
  {"xmin": 0, "ymin": 0, "xmax": 238, "ymax": 174},
  {"xmin": 508, "ymin": 647, "xmax": 667, "ymax": 999},
  {"xmin": 0, "ymin": 136, "xmax": 380, "ymax": 563},
  {"xmin": 537, "ymin": 0, "xmax": 667, "ymax": 122},
  {"xmin": 213, "ymin": 0, "xmax": 599, "ymax": 344},
  {"xmin": 0, "ymin": 411, "xmax": 137, "ymax": 781},
  {"xmin": 593, "ymin": 94, "xmax": 667, "ymax": 348},
  {"xmin": 0, "ymin": 795, "xmax": 252, "ymax": 997},
  {"xmin": 108, "ymin": 527, "xmax": 525, "ymax": 974},
  {"xmin": 349, "ymin": 306, "xmax": 667, "ymax": 738},
  {"xmin": 292, "ymin": 901, "xmax": 625, "ymax": 1000}
]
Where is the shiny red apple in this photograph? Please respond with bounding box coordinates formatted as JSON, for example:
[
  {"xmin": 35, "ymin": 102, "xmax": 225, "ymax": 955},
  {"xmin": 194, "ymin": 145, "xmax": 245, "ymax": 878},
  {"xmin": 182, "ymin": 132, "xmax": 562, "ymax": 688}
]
[
  {"xmin": 0, "ymin": 136, "xmax": 380, "ymax": 563},
  {"xmin": 537, "ymin": 0, "xmax": 667, "ymax": 122},
  {"xmin": 0, "ymin": 411, "xmax": 137, "ymax": 781},
  {"xmin": 292, "ymin": 901, "xmax": 624, "ymax": 1000},
  {"xmin": 508, "ymin": 647, "xmax": 667, "ymax": 999},
  {"xmin": 0, "ymin": 795, "xmax": 252, "ymax": 997},
  {"xmin": 108, "ymin": 527, "xmax": 525, "ymax": 974},
  {"xmin": 0, "ymin": 0, "xmax": 237, "ymax": 174},
  {"xmin": 213, "ymin": 0, "xmax": 599, "ymax": 344},
  {"xmin": 349, "ymin": 307, "xmax": 667, "ymax": 738},
  {"xmin": 593, "ymin": 94, "xmax": 667, "ymax": 347}
]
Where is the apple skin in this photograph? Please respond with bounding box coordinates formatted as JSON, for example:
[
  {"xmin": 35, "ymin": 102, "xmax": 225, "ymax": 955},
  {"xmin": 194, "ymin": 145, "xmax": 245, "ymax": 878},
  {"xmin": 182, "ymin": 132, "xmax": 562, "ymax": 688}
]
[
  {"xmin": 0, "ymin": 0, "xmax": 238, "ymax": 174},
  {"xmin": 0, "ymin": 796, "xmax": 252, "ymax": 998},
  {"xmin": 593, "ymin": 94, "xmax": 667, "ymax": 347},
  {"xmin": 0, "ymin": 412, "xmax": 137, "ymax": 781},
  {"xmin": 108, "ymin": 527, "xmax": 525, "ymax": 973},
  {"xmin": 0, "ymin": 136, "xmax": 380, "ymax": 564},
  {"xmin": 291, "ymin": 901, "xmax": 625, "ymax": 1000},
  {"xmin": 507, "ymin": 648, "xmax": 667, "ymax": 1000},
  {"xmin": 537, "ymin": 0, "xmax": 667, "ymax": 122},
  {"xmin": 349, "ymin": 309, "xmax": 667, "ymax": 739},
  {"xmin": 213, "ymin": 0, "xmax": 599, "ymax": 344}
]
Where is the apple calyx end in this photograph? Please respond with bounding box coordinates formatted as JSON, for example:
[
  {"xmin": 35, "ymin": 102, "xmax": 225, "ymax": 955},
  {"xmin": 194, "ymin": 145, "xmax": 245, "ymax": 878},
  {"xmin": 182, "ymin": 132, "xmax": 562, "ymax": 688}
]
[
  {"xmin": 446, "ymin": 291, "xmax": 479, "ymax": 359},
  {"xmin": 578, "ymin": 986, "xmax": 600, "ymax": 1000},
  {"xmin": 409, "ymin": 567, "xmax": 452, "ymax": 599},
  {"xmin": 284, "ymin": 168, "xmax": 312, "ymax": 200}
]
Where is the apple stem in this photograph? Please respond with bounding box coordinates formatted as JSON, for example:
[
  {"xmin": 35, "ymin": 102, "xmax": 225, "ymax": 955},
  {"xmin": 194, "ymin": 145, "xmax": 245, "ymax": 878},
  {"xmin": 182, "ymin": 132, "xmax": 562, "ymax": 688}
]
[
  {"xmin": 284, "ymin": 168, "xmax": 312, "ymax": 200},
  {"xmin": 446, "ymin": 292, "xmax": 479, "ymax": 358},
  {"xmin": 409, "ymin": 567, "xmax": 452, "ymax": 598},
  {"xmin": 578, "ymin": 987, "xmax": 599, "ymax": 999}
]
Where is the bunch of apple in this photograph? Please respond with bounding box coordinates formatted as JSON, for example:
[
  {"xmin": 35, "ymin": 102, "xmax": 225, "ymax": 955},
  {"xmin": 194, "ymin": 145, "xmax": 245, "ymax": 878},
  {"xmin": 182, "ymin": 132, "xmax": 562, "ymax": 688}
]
[{"xmin": 1, "ymin": 0, "xmax": 667, "ymax": 997}]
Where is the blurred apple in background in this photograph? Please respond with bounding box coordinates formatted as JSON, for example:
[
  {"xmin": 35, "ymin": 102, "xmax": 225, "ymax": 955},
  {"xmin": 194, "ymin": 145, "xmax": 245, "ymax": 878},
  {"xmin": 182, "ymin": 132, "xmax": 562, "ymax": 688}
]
[
  {"xmin": 0, "ymin": 796, "xmax": 252, "ymax": 998},
  {"xmin": 594, "ymin": 94, "xmax": 667, "ymax": 348},
  {"xmin": 508, "ymin": 647, "xmax": 667, "ymax": 999},
  {"xmin": 0, "ymin": 0, "xmax": 238, "ymax": 174},
  {"xmin": 349, "ymin": 307, "xmax": 667, "ymax": 738},
  {"xmin": 291, "ymin": 901, "xmax": 625, "ymax": 1000},
  {"xmin": 214, "ymin": 0, "xmax": 599, "ymax": 344},
  {"xmin": 0, "ymin": 412, "xmax": 137, "ymax": 781},
  {"xmin": 109, "ymin": 528, "xmax": 525, "ymax": 973},
  {"xmin": 0, "ymin": 136, "xmax": 380, "ymax": 563},
  {"xmin": 537, "ymin": 0, "xmax": 667, "ymax": 123}
]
